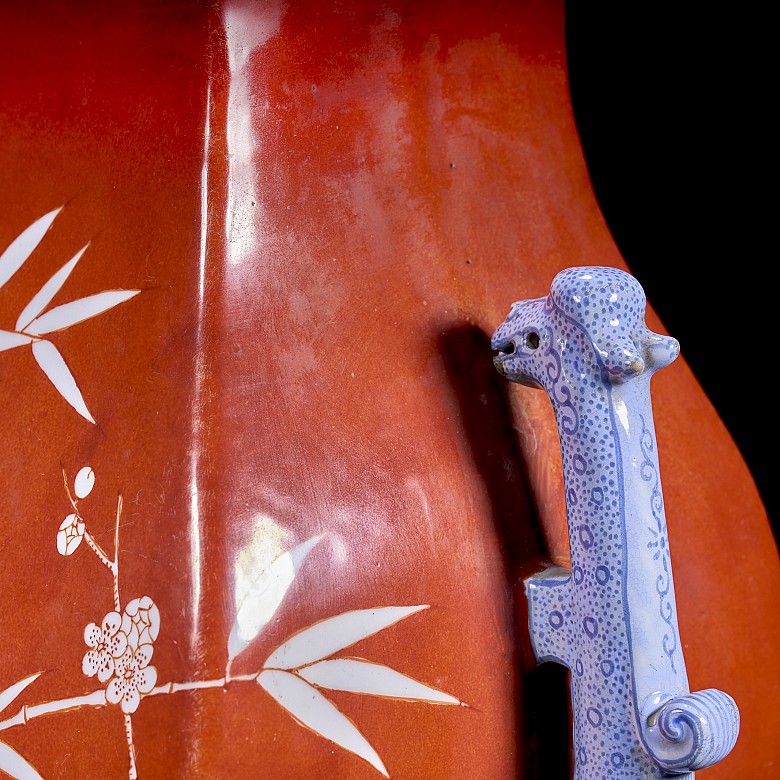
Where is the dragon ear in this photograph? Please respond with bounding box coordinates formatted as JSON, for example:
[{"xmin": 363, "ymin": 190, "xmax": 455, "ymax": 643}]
[
  {"xmin": 595, "ymin": 330, "xmax": 680, "ymax": 381},
  {"xmin": 595, "ymin": 334, "xmax": 645, "ymax": 381},
  {"xmin": 639, "ymin": 330, "xmax": 680, "ymax": 371}
]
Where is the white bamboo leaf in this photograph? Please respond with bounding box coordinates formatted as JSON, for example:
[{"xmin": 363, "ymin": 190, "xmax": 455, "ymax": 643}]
[
  {"xmin": 16, "ymin": 244, "xmax": 89, "ymax": 331},
  {"xmin": 257, "ymin": 670, "xmax": 388, "ymax": 777},
  {"xmin": 0, "ymin": 673, "xmax": 42, "ymax": 715},
  {"xmin": 31, "ymin": 340, "xmax": 95, "ymax": 423},
  {"xmin": 0, "ymin": 331, "xmax": 34, "ymax": 353},
  {"xmin": 25, "ymin": 289, "xmax": 140, "ymax": 335},
  {"xmin": 265, "ymin": 605, "xmax": 429, "ymax": 670},
  {"xmin": 0, "ymin": 207, "xmax": 62, "ymax": 291},
  {"xmin": 0, "ymin": 742, "xmax": 42, "ymax": 780},
  {"xmin": 228, "ymin": 534, "xmax": 324, "ymax": 661},
  {"xmin": 298, "ymin": 659, "xmax": 460, "ymax": 704}
]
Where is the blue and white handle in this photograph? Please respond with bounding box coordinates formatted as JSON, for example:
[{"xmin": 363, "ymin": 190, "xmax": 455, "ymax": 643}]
[{"xmin": 492, "ymin": 267, "xmax": 739, "ymax": 778}]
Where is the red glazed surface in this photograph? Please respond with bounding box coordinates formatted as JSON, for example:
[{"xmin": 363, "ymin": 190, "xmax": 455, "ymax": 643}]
[{"xmin": 1, "ymin": 1, "xmax": 777, "ymax": 778}]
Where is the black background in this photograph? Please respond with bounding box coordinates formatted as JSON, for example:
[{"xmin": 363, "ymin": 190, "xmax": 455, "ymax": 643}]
[{"xmin": 565, "ymin": 2, "xmax": 776, "ymax": 538}]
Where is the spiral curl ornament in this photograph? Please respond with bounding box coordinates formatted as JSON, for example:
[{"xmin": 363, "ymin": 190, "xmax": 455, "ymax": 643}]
[{"xmin": 644, "ymin": 689, "xmax": 740, "ymax": 773}]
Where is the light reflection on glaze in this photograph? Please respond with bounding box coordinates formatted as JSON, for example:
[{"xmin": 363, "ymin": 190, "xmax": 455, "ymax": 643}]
[
  {"xmin": 188, "ymin": 83, "xmax": 212, "ymax": 660},
  {"xmin": 223, "ymin": 0, "xmax": 285, "ymax": 267},
  {"xmin": 232, "ymin": 514, "xmax": 290, "ymax": 623},
  {"xmin": 229, "ymin": 530, "xmax": 323, "ymax": 660}
]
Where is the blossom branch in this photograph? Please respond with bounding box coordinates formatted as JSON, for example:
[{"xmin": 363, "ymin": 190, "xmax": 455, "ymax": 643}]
[
  {"xmin": 124, "ymin": 713, "xmax": 137, "ymax": 780},
  {"xmin": 147, "ymin": 672, "xmax": 257, "ymax": 697},
  {"xmin": 0, "ymin": 689, "xmax": 108, "ymax": 731},
  {"xmin": 113, "ymin": 495, "xmax": 123, "ymax": 611},
  {"xmin": 84, "ymin": 530, "xmax": 115, "ymax": 573},
  {"xmin": 62, "ymin": 467, "xmax": 78, "ymax": 512},
  {"xmin": 60, "ymin": 467, "xmax": 122, "ymax": 610},
  {"xmin": 0, "ymin": 675, "xmax": 259, "ymax": 733}
]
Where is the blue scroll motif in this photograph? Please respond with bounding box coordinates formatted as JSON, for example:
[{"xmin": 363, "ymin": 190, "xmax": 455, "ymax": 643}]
[{"xmin": 639, "ymin": 414, "xmax": 678, "ymax": 674}]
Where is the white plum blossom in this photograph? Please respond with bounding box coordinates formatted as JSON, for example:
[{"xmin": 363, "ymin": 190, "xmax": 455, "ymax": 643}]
[
  {"xmin": 96, "ymin": 596, "xmax": 161, "ymax": 714},
  {"xmin": 121, "ymin": 596, "xmax": 160, "ymax": 649},
  {"xmin": 82, "ymin": 612, "xmax": 128, "ymax": 683},
  {"xmin": 106, "ymin": 644, "xmax": 157, "ymax": 714},
  {"xmin": 81, "ymin": 596, "xmax": 161, "ymax": 716}
]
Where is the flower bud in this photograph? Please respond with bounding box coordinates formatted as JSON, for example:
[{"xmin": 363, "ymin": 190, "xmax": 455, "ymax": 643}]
[
  {"xmin": 74, "ymin": 466, "xmax": 95, "ymax": 499},
  {"xmin": 57, "ymin": 512, "xmax": 85, "ymax": 556}
]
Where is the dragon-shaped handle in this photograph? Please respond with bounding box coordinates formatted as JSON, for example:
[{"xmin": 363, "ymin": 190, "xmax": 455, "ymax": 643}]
[{"xmin": 492, "ymin": 267, "xmax": 739, "ymax": 778}]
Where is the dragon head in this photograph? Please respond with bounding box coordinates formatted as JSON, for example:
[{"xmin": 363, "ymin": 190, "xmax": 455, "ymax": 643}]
[{"xmin": 492, "ymin": 266, "xmax": 680, "ymax": 389}]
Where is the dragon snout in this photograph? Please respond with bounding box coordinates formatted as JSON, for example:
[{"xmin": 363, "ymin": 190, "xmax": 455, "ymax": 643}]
[
  {"xmin": 491, "ymin": 331, "xmax": 544, "ymax": 388},
  {"xmin": 490, "ymin": 325, "xmax": 511, "ymax": 351},
  {"xmin": 492, "ymin": 338, "xmax": 515, "ymax": 375},
  {"xmin": 495, "ymin": 339, "xmax": 516, "ymax": 357},
  {"xmin": 491, "ymin": 331, "xmax": 518, "ymax": 368}
]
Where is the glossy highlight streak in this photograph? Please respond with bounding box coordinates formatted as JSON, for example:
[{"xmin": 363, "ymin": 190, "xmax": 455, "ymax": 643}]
[
  {"xmin": 188, "ymin": 80, "xmax": 212, "ymax": 661},
  {"xmin": 223, "ymin": 0, "xmax": 285, "ymax": 267}
]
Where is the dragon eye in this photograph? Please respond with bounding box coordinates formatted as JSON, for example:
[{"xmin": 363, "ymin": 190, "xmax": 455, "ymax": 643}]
[{"xmin": 525, "ymin": 331, "xmax": 540, "ymax": 350}]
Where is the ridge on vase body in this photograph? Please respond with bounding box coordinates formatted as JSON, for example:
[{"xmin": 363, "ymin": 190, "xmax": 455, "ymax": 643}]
[{"xmin": 492, "ymin": 267, "xmax": 740, "ymax": 778}]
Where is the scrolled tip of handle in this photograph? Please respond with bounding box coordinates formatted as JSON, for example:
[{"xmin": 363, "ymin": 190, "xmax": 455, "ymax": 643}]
[{"xmin": 642, "ymin": 688, "xmax": 740, "ymax": 773}]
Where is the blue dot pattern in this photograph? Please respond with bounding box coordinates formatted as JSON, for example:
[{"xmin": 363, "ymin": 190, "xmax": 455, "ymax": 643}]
[{"xmin": 491, "ymin": 267, "xmax": 739, "ymax": 778}]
